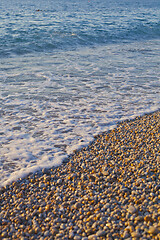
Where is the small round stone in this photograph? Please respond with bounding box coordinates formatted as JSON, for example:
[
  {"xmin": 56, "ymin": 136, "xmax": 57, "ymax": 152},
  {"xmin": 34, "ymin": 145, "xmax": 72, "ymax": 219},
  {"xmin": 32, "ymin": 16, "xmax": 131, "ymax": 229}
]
[
  {"xmin": 96, "ymin": 230, "xmax": 106, "ymax": 237},
  {"xmin": 148, "ymin": 226, "xmax": 159, "ymax": 235},
  {"xmin": 128, "ymin": 205, "xmax": 137, "ymax": 214},
  {"xmin": 88, "ymin": 235, "xmax": 97, "ymax": 240},
  {"xmin": 74, "ymin": 235, "xmax": 81, "ymax": 240},
  {"xmin": 131, "ymin": 231, "xmax": 141, "ymax": 238}
]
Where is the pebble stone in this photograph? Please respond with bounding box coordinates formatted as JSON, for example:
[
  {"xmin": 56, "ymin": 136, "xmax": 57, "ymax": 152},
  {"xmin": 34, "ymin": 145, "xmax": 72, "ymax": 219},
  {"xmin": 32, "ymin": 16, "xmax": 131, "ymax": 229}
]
[
  {"xmin": 0, "ymin": 110, "xmax": 160, "ymax": 240},
  {"xmin": 96, "ymin": 230, "xmax": 106, "ymax": 237},
  {"xmin": 128, "ymin": 205, "xmax": 137, "ymax": 214},
  {"xmin": 88, "ymin": 235, "xmax": 97, "ymax": 240}
]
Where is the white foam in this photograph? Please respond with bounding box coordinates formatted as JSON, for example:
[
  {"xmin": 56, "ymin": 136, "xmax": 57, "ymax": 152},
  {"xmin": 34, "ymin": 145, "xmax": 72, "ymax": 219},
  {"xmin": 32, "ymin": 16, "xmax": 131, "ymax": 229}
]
[{"xmin": 0, "ymin": 40, "xmax": 160, "ymax": 187}]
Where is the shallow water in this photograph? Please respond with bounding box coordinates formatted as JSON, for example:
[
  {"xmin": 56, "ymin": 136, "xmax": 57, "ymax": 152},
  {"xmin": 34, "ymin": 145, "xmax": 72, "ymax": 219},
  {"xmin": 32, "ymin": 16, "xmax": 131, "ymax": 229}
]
[{"xmin": 0, "ymin": 0, "xmax": 160, "ymax": 186}]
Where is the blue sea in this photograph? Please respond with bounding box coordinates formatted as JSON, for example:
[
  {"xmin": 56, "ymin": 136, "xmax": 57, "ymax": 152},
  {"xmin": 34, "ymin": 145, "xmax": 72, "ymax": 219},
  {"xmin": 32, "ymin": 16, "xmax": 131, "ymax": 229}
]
[{"xmin": 0, "ymin": 0, "xmax": 160, "ymax": 186}]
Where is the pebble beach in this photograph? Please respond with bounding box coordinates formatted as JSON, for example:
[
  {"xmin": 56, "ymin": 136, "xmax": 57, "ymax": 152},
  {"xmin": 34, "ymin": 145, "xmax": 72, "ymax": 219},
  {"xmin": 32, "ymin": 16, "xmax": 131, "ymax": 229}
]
[{"xmin": 0, "ymin": 110, "xmax": 160, "ymax": 240}]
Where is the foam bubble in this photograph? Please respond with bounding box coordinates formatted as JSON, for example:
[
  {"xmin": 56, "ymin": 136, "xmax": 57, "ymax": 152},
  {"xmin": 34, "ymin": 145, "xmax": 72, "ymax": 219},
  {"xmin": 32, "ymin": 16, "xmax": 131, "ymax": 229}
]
[{"xmin": 0, "ymin": 40, "xmax": 160, "ymax": 186}]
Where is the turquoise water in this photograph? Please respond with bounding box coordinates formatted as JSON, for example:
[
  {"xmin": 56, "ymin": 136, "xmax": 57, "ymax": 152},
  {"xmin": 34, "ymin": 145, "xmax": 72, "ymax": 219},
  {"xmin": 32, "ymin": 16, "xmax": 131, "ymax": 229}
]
[
  {"xmin": 0, "ymin": 0, "xmax": 160, "ymax": 56},
  {"xmin": 0, "ymin": 0, "xmax": 160, "ymax": 186}
]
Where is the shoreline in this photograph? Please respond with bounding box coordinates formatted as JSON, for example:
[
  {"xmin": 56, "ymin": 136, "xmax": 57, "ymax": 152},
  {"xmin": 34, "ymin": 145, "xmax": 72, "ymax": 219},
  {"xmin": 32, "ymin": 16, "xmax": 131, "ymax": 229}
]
[
  {"xmin": 1, "ymin": 110, "xmax": 160, "ymax": 239},
  {"xmin": 1, "ymin": 108, "xmax": 159, "ymax": 188}
]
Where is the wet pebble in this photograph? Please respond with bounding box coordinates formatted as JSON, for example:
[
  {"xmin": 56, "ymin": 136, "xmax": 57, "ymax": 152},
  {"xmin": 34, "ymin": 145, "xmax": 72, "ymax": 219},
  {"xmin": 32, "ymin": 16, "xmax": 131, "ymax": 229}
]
[{"xmin": 0, "ymin": 111, "xmax": 160, "ymax": 240}]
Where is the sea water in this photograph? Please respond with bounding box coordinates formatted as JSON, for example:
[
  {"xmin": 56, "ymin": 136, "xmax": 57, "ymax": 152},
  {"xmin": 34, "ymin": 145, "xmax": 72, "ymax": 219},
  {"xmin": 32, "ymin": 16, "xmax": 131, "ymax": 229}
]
[{"xmin": 0, "ymin": 0, "xmax": 160, "ymax": 186}]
